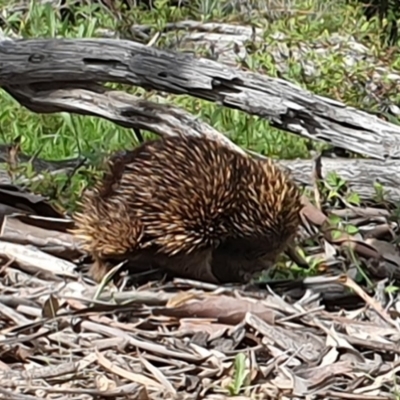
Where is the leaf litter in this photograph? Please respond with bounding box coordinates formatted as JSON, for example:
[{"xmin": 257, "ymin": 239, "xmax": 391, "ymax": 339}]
[{"xmin": 0, "ymin": 157, "xmax": 400, "ymax": 400}]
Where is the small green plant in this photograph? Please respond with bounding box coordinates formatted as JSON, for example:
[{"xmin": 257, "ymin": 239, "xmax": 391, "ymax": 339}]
[{"xmin": 227, "ymin": 353, "xmax": 249, "ymax": 396}]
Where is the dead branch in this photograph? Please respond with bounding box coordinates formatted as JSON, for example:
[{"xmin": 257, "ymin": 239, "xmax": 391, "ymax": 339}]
[
  {"xmin": 0, "ymin": 86, "xmax": 397, "ymax": 202},
  {"xmin": 1, "ymin": 37, "xmax": 400, "ymax": 160}
]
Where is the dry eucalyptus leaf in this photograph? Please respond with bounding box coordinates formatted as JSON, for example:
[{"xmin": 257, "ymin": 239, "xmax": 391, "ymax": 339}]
[
  {"xmin": 154, "ymin": 295, "xmax": 276, "ymax": 325},
  {"xmin": 365, "ymin": 238, "xmax": 400, "ymax": 266},
  {"xmin": 42, "ymin": 294, "xmax": 60, "ymax": 318}
]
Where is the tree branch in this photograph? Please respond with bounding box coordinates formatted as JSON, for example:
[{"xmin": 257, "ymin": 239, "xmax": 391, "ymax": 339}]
[
  {"xmin": 1, "ymin": 38, "xmax": 400, "ymax": 159},
  {"xmin": 0, "ymin": 83, "xmax": 397, "ymax": 202}
]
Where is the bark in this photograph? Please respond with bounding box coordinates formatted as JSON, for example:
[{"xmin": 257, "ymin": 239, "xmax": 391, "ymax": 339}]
[
  {"xmin": 1, "ymin": 37, "xmax": 400, "ymax": 160},
  {"xmin": 0, "ymin": 86, "xmax": 397, "ymax": 202}
]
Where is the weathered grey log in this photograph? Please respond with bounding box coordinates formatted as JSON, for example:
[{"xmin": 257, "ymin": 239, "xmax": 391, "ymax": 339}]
[
  {"xmin": 2, "ymin": 84, "xmax": 245, "ymax": 153},
  {"xmin": 280, "ymin": 158, "xmax": 400, "ymax": 203},
  {"xmin": 1, "ymin": 38, "xmax": 400, "ymax": 160},
  {"xmin": 5, "ymin": 152, "xmax": 400, "ymax": 203},
  {"xmin": 0, "ymin": 83, "xmax": 399, "ymax": 203}
]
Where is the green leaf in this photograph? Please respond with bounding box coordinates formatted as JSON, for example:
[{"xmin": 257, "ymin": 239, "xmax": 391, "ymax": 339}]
[
  {"xmin": 360, "ymin": 21, "xmax": 370, "ymax": 32},
  {"xmin": 229, "ymin": 353, "xmax": 248, "ymax": 395},
  {"xmin": 347, "ymin": 192, "xmax": 360, "ymax": 205},
  {"xmin": 346, "ymin": 225, "xmax": 359, "ymax": 235}
]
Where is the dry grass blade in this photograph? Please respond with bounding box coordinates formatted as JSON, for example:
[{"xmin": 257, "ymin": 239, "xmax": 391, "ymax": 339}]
[{"xmin": 95, "ymin": 349, "xmax": 165, "ymax": 390}]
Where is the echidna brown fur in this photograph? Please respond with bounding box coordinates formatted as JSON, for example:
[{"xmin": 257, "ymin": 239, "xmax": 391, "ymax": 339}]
[{"xmin": 71, "ymin": 134, "xmax": 303, "ymax": 284}]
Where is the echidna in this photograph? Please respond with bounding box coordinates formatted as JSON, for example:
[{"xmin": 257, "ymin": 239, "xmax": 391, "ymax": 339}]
[{"xmin": 72, "ymin": 134, "xmax": 303, "ymax": 284}]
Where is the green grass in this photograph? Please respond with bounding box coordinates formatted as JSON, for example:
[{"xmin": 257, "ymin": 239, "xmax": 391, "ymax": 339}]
[{"xmin": 0, "ymin": 0, "xmax": 400, "ymax": 211}]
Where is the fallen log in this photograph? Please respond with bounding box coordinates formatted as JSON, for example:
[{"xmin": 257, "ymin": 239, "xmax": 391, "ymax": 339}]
[
  {"xmin": 1, "ymin": 37, "xmax": 400, "ymax": 159},
  {"xmin": 0, "ymin": 86, "xmax": 398, "ymax": 203},
  {"xmin": 3, "ymin": 151, "xmax": 399, "ymax": 204}
]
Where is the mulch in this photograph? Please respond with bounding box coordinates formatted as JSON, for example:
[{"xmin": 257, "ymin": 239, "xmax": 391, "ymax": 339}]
[{"xmin": 0, "ymin": 155, "xmax": 400, "ymax": 400}]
